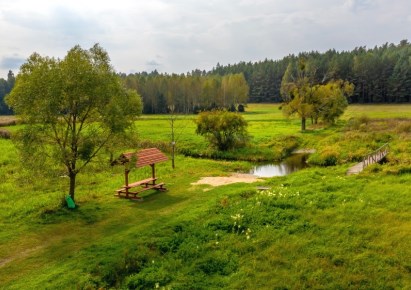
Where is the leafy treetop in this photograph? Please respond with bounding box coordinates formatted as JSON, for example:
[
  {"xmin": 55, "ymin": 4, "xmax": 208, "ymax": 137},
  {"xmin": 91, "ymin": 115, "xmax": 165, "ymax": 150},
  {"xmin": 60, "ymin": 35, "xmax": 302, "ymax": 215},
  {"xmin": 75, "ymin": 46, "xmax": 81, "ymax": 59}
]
[{"xmin": 6, "ymin": 44, "xmax": 142, "ymax": 201}]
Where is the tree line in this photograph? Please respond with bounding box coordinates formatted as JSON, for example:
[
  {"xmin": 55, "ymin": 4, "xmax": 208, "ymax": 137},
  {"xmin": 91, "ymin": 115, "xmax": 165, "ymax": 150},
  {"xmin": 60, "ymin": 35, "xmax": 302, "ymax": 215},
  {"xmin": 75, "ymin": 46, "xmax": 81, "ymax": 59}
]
[
  {"xmin": 211, "ymin": 39, "xmax": 411, "ymax": 104},
  {"xmin": 0, "ymin": 70, "xmax": 15, "ymax": 114},
  {"xmin": 120, "ymin": 39, "xmax": 411, "ymax": 114},
  {"xmin": 1, "ymin": 39, "xmax": 410, "ymax": 116},
  {"xmin": 121, "ymin": 72, "xmax": 249, "ymax": 114}
]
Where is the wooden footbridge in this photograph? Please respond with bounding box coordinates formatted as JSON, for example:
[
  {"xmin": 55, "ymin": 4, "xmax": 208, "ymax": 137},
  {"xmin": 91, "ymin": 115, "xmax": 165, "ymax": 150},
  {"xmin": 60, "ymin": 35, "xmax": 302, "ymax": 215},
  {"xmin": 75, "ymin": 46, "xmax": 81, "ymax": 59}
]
[{"xmin": 347, "ymin": 143, "xmax": 389, "ymax": 175}]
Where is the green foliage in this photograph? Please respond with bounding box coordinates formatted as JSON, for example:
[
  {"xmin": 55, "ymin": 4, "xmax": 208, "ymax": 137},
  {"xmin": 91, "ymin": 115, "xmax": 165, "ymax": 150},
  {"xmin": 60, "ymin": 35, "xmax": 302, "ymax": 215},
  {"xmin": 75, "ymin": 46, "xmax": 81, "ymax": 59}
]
[
  {"xmin": 195, "ymin": 111, "xmax": 249, "ymax": 151},
  {"xmin": 281, "ymin": 57, "xmax": 353, "ymax": 131},
  {"xmin": 264, "ymin": 135, "xmax": 301, "ymax": 159},
  {"xmin": 0, "ymin": 70, "xmax": 15, "ymax": 115},
  {"xmin": 211, "ymin": 40, "xmax": 411, "ymax": 104},
  {"xmin": 346, "ymin": 115, "xmax": 370, "ymax": 130},
  {"xmin": 308, "ymin": 145, "xmax": 340, "ymax": 166},
  {"xmin": 6, "ymin": 44, "xmax": 142, "ymax": 200},
  {"xmin": 311, "ymin": 80, "xmax": 353, "ymax": 124},
  {"xmin": 123, "ymin": 72, "xmax": 249, "ymax": 114},
  {"xmin": 119, "ymin": 40, "xmax": 411, "ymax": 115}
]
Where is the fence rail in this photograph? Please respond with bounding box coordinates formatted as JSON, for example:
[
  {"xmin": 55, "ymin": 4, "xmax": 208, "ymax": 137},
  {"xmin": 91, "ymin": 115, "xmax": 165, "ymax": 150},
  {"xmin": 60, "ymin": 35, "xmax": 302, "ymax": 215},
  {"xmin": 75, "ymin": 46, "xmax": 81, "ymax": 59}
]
[{"xmin": 362, "ymin": 143, "xmax": 389, "ymax": 168}]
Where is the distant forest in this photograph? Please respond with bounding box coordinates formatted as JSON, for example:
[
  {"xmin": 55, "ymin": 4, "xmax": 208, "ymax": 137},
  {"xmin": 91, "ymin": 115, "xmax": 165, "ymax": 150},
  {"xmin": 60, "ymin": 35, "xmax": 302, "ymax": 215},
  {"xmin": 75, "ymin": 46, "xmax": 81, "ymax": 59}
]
[
  {"xmin": 0, "ymin": 70, "xmax": 14, "ymax": 115},
  {"xmin": 122, "ymin": 39, "xmax": 411, "ymax": 114},
  {"xmin": 210, "ymin": 39, "xmax": 411, "ymax": 104},
  {"xmin": 1, "ymin": 40, "xmax": 410, "ymax": 115}
]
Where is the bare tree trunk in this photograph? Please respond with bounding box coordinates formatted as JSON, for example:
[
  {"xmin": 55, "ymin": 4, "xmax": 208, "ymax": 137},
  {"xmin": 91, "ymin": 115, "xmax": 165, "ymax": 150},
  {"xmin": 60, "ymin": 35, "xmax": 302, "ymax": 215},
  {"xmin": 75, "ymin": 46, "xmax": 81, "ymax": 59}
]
[
  {"xmin": 171, "ymin": 142, "xmax": 175, "ymax": 169},
  {"xmin": 69, "ymin": 171, "xmax": 76, "ymax": 201},
  {"xmin": 301, "ymin": 117, "xmax": 306, "ymax": 131}
]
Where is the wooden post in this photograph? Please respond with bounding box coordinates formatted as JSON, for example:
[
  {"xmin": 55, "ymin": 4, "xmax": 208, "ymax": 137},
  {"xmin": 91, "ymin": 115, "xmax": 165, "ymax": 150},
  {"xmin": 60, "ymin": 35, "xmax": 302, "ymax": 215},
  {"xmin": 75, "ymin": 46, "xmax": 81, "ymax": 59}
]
[
  {"xmin": 125, "ymin": 167, "xmax": 130, "ymax": 197},
  {"xmin": 151, "ymin": 164, "xmax": 156, "ymax": 184}
]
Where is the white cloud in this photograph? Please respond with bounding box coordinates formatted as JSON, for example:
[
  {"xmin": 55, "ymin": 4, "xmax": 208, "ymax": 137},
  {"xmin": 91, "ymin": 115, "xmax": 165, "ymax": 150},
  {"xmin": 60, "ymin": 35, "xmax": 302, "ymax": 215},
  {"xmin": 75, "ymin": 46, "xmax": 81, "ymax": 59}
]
[{"xmin": 0, "ymin": 0, "xmax": 410, "ymax": 77}]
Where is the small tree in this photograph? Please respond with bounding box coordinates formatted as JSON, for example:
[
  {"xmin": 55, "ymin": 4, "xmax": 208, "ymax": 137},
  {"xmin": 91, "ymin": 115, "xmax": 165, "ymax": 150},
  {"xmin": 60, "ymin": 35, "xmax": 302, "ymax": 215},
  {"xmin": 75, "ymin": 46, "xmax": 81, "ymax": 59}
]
[
  {"xmin": 282, "ymin": 81, "xmax": 314, "ymax": 131},
  {"xmin": 311, "ymin": 80, "xmax": 354, "ymax": 124},
  {"xmin": 6, "ymin": 44, "xmax": 142, "ymax": 201},
  {"xmin": 195, "ymin": 111, "xmax": 248, "ymax": 151},
  {"xmin": 281, "ymin": 58, "xmax": 353, "ymax": 130},
  {"xmin": 281, "ymin": 58, "xmax": 314, "ymax": 131}
]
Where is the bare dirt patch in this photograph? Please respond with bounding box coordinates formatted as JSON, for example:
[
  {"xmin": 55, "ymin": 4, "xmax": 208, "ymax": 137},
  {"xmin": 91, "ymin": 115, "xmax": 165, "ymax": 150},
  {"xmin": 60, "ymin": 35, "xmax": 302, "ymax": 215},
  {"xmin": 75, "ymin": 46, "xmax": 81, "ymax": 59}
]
[
  {"xmin": 191, "ymin": 173, "xmax": 263, "ymax": 187},
  {"xmin": 293, "ymin": 148, "xmax": 316, "ymax": 154},
  {"xmin": 0, "ymin": 245, "xmax": 44, "ymax": 268}
]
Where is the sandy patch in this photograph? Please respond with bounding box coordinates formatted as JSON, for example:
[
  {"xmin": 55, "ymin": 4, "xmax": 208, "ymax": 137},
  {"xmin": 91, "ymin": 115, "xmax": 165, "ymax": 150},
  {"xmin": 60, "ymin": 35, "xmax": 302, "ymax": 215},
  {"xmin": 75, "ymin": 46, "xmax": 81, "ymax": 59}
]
[
  {"xmin": 293, "ymin": 149, "xmax": 316, "ymax": 154},
  {"xmin": 191, "ymin": 173, "xmax": 263, "ymax": 187}
]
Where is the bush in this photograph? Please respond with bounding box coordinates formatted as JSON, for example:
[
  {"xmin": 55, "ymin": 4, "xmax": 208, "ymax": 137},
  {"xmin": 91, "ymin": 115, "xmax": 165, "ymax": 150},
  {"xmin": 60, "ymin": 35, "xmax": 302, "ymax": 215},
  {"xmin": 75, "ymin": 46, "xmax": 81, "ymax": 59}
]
[
  {"xmin": 125, "ymin": 266, "xmax": 172, "ymax": 290},
  {"xmin": 308, "ymin": 145, "xmax": 340, "ymax": 166},
  {"xmin": 265, "ymin": 135, "xmax": 301, "ymax": 158},
  {"xmin": 195, "ymin": 110, "xmax": 249, "ymax": 151},
  {"xmin": 346, "ymin": 115, "xmax": 370, "ymax": 130},
  {"xmin": 0, "ymin": 129, "xmax": 11, "ymax": 139},
  {"xmin": 396, "ymin": 121, "xmax": 411, "ymax": 134}
]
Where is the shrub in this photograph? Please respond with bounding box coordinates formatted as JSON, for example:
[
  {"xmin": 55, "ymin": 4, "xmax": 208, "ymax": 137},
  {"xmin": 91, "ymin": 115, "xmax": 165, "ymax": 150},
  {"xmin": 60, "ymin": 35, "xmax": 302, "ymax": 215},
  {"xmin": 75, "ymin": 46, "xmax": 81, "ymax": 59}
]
[
  {"xmin": 308, "ymin": 145, "xmax": 340, "ymax": 166},
  {"xmin": 0, "ymin": 129, "xmax": 11, "ymax": 139},
  {"xmin": 265, "ymin": 135, "xmax": 301, "ymax": 158},
  {"xmin": 396, "ymin": 121, "xmax": 411, "ymax": 134},
  {"xmin": 195, "ymin": 110, "xmax": 249, "ymax": 151},
  {"xmin": 125, "ymin": 266, "xmax": 172, "ymax": 290},
  {"xmin": 346, "ymin": 115, "xmax": 370, "ymax": 130}
]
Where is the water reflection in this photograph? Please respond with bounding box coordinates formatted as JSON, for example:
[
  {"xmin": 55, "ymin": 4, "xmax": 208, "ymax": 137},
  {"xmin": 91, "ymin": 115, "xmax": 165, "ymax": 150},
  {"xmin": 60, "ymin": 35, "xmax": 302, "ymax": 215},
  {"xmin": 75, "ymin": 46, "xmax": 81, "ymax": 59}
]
[{"xmin": 249, "ymin": 153, "xmax": 309, "ymax": 177}]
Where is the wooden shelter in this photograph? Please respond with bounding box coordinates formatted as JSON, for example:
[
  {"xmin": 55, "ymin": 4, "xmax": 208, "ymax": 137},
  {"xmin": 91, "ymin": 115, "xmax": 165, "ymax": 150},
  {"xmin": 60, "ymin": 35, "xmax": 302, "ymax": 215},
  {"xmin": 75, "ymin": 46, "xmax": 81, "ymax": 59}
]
[{"xmin": 113, "ymin": 148, "xmax": 168, "ymax": 200}]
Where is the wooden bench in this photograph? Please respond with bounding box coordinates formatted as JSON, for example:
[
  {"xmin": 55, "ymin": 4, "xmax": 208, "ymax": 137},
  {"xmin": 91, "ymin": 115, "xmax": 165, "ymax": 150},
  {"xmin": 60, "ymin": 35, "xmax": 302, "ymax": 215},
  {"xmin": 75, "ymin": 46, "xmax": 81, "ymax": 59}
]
[
  {"xmin": 115, "ymin": 183, "xmax": 166, "ymax": 200},
  {"xmin": 115, "ymin": 178, "xmax": 166, "ymax": 200}
]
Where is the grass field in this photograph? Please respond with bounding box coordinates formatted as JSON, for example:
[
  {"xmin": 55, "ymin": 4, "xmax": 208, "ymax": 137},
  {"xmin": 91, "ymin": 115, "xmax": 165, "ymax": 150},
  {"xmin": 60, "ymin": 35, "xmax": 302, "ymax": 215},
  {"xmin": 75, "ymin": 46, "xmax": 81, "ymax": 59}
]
[{"xmin": 0, "ymin": 104, "xmax": 410, "ymax": 289}]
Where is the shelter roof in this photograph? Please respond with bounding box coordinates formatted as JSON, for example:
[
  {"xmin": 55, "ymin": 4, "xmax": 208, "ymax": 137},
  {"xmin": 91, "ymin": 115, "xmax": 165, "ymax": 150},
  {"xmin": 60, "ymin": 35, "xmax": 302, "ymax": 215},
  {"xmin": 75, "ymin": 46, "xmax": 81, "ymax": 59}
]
[{"xmin": 115, "ymin": 148, "xmax": 168, "ymax": 168}]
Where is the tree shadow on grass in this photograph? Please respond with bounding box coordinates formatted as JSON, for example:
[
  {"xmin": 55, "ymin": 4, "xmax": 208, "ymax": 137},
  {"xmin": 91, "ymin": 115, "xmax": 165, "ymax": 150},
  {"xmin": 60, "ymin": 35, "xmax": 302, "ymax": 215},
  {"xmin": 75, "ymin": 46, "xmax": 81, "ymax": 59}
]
[{"xmin": 126, "ymin": 190, "xmax": 187, "ymax": 211}]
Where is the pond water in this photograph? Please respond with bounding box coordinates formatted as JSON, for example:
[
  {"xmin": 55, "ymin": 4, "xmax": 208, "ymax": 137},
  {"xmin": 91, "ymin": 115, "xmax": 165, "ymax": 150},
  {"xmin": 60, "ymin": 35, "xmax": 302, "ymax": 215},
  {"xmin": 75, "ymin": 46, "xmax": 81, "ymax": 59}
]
[{"xmin": 249, "ymin": 153, "xmax": 310, "ymax": 177}]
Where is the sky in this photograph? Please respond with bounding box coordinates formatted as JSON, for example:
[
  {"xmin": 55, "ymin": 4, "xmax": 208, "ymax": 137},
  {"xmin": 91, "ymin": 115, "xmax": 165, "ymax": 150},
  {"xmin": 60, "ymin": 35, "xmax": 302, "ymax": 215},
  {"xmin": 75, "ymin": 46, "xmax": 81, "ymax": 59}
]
[{"xmin": 0, "ymin": 0, "xmax": 410, "ymax": 78}]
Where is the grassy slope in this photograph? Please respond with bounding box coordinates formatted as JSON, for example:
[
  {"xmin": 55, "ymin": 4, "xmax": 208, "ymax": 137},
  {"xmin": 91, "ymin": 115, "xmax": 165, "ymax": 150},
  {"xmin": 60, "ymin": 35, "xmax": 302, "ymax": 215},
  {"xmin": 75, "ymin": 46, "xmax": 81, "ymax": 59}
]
[{"xmin": 0, "ymin": 104, "xmax": 410, "ymax": 289}]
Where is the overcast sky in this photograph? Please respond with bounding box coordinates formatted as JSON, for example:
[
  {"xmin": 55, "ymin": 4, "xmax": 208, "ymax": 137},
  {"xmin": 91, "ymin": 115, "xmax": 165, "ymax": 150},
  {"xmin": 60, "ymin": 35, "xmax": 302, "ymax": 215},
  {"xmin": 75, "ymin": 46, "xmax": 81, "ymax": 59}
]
[{"xmin": 0, "ymin": 0, "xmax": 410, "ymax": 78}]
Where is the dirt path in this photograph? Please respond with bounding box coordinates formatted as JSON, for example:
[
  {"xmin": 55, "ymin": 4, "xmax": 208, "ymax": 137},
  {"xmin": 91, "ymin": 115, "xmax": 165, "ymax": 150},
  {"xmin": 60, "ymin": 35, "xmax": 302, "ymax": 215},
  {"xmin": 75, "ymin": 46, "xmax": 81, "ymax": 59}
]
[
  {"xmin": 191, "ymin": 173, "xmax": 263, "ymax": 187},
  {"xmin": 0, "ymin": 245, "xmax": 45, "ymax": 269},
  {"xmin": 293, "ymin": 149, "xmax": 316, "ymax": 154}
]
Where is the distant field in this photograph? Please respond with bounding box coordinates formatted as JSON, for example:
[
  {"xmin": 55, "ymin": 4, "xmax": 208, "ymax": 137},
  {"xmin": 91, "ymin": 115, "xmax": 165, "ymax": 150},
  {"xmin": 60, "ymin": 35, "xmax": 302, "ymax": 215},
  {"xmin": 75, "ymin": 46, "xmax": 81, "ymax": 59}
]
[
  {"xmin": 343, "ymin": 104, "xmax": 411, "ymax": 119},
  {"xmin": 0, "ymin": 116, "xmax": 17, "ymax": 127},
  {"xmin": 244, "ymin": 103, "xmax": 411, "ymax": 119}
]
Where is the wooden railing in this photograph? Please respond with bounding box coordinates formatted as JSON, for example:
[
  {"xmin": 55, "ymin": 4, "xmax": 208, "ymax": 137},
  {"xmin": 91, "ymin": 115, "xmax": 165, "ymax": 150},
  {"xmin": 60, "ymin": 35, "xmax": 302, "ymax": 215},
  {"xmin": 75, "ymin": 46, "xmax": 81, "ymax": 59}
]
[{"xmin": 362, "ymin": 143, "xmax": 389, "ymax": 168}]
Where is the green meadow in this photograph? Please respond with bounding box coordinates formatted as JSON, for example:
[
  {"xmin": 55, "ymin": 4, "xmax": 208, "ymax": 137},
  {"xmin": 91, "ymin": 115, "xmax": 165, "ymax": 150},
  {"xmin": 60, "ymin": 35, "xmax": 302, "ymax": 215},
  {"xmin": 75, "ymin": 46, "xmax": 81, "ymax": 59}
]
[{"xmin": 0, "ymin": 104, "xmax": 410, "ymax": 289}]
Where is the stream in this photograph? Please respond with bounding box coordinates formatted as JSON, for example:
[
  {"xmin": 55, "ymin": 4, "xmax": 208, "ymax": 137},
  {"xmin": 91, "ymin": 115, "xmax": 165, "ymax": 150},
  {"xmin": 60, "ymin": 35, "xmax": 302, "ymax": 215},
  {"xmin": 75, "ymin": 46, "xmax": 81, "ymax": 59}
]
[{"xmin": 249, "ymin": 153, "xmax": 310, "ymax": 177}]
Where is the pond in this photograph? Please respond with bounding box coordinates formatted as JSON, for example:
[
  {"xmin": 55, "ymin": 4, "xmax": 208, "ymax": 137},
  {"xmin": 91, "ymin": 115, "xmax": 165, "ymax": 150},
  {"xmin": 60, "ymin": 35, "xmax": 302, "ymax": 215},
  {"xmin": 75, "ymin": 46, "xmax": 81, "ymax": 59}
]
[{"xmin": 249, "ymin": 153, "xmax": 310, "ymax": 177}]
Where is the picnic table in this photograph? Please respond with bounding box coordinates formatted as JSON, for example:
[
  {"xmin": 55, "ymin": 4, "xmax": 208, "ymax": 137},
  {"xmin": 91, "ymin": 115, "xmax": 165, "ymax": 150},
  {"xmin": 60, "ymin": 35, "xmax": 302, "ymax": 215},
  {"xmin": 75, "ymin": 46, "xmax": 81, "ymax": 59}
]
[{"xmin": 113, "ymin": 148, "xmax": 168, "ymax": 200}]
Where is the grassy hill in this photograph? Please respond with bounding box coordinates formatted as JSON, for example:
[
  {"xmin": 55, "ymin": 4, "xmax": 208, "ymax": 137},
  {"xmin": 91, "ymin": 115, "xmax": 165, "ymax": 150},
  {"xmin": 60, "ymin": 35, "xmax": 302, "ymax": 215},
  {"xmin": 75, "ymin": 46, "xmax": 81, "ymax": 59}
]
[{"xmin": 0, "ymin": 104, "xmax": 410, "ymax": 289}]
